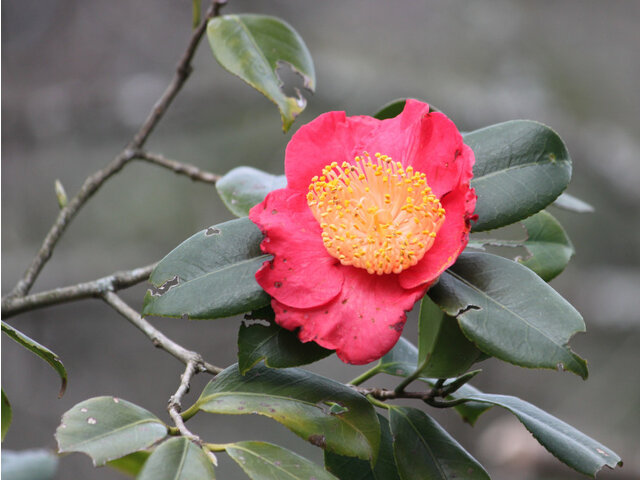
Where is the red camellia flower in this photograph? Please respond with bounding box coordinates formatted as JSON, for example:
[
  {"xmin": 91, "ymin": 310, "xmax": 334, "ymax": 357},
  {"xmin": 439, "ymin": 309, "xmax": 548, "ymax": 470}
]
[{"xmin": 249, "ymin": 100, "xmax": 476, "ymax": 364}]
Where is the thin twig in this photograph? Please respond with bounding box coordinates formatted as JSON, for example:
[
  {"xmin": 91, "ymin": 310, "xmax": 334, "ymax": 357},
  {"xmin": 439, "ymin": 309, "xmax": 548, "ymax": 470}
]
[
  {"xmin": 353, "ymin": 385, "xmax": 468, "ymax": 409},
  {"xmin": 168, "ymin": 361, "xmax": 202, "ymax": 441},
  {"xmin": 134, "ymin": 151, "xmax": 221, "ymax": 184},
  {"xmin": 6, "ymin": 0, "xmax": 226, "ymax": 299},
  {"xmin": 101, "ymin": 291, "xmax": 222, "ymax": 375},
  {"xmin": 2, "ymin": 264, "xmax": 157, "ymax": 319}
]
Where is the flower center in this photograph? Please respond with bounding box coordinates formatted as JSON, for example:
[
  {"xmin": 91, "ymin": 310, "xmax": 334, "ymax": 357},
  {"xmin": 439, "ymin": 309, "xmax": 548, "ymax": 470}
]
[{"xmin": 307, "ymin": 152, "xmax": 445, "ymax": 275}]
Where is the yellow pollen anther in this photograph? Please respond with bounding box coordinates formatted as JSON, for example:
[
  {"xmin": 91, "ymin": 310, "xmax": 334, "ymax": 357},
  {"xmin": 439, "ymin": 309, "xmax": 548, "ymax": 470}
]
[{"xmin": 307, "ymin": 152, "xmax": 446, "ymax": 275}]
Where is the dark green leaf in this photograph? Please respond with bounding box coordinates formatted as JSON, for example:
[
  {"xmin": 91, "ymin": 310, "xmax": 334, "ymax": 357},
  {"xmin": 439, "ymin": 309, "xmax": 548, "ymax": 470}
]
[
  {"xmin": 429, "ymin": 252, "xmax": 588, "ymax": 378},
  {"xmin": 462, "ymin": 393, "xmax": 622, "ymax": 476},
  {"xmin": 138, "ymin": 437, "xmax": 215, "ymax": 480},
  {"xmin": 143, "ymin": 217, "xmax": 270, "ymax": 320},
  {"xmin": 468, "ymin": 210, "xmax": 574, "ymax": 281},
  {"xmin": 55, "ymin": 396, "xmax": 167, "ymax": 465},
  {"xmin": 107, "ymin": 451, "xmax": 150, "ymax": 477},
  {"xmin": 389, "ymin": 406, "xmax": 489, "ymax": 480},
  {"xmin": 1, "ymin": 389, "xmax": 10, "ymax": 441},
  {"xmin": 195, "ymin": 363, "xmax": 380, "ymax": 461},
  {"xmin": 417, "ymin": 296, "xmax": 484, "ymax": 378},
  {"xmin": 217, "ymin": 167, "xmax": 286, "ymax": 218},
  {"xmin": 226, "ymin": 441, "xmax": 336, "ymax": 480},
  {"xmin": 465, "ymin": 120, "xmax": 572, "ymax": 231},
  {"xmin": 325, "ymin": 414, "xmax": 400, "ymax": 480},
  {"xmin": 238, "ymin": 307, "xmax": 332, "ymax": 374},
  {"xmin": 1, "ymin": 321, "xmax": 67, "ymax": 397},
  {"xmin": 553, "ymin": 192, "xmax": 594, "ymax": 213},
  {"xmin": 207, "ymin": 14, "xmax": 315, "ymax": 132},
  {"xmin": 377, "ymin": 339, "xmax": 492, "ymax": 425},
  {"xmin": 1, "ymin": 449, "xmax": 58, "ymax": 480},
  {"xmin": 373, "ymin": 98, "xmax": 441, "ymax": 120}
]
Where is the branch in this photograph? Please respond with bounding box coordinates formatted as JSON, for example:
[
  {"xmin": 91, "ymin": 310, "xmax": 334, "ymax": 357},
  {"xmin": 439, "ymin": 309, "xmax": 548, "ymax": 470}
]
[
  {"xmin": 354, "ymin": 385, "xmax": 469, "ymax": 409},
  {"xmin": 101, "ymin": 291, "xmax": 222, "ymax": 375},
  {"xmin": 6, "ymin": 0, "xmax": 227, "ymax": 299},
  {"xmin": 134, "ymin": 151, "xmax": 221, "ymax": 184},
  {"xmin": 2, "ymin": 264, "xmax": 157, "ymax": 319}
]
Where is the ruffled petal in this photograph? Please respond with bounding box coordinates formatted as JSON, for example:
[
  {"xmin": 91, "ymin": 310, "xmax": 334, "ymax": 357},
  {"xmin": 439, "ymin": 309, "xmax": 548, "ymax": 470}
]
[
  {"xmin": 285, "ymin": 111, "xmax": 380, "ymax": 192},
  {"xmin": 273, "ymin": 268, "xmax": 427, "ymax": 365},
  {"xmin": 250, "ymin": 188, "xmax": 344, "ymax": 309}
]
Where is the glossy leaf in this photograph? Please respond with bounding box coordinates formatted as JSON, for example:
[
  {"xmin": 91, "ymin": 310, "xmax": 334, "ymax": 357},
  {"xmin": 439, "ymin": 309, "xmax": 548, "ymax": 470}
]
[
  {"xmin": 138, "ymin": 437, "xmax": 215, "ymax": 480},
  {"xmin": 217, "ymin": 167, "xmax": 287, "ymax": 218},
  {"xmin": 55, "ymin": 396, "xmax": 167, "ymax": 465},
  {"xmin": 143, "ymin": 217, "xmax": 270, "ymax": 320},
  {"xmin": 1, "ymin": 321, "xmax": 67, "ymax": 397},
  {"xmin": 107, "ymin": 451, "xmax": 150, "ymax": 477},
  {"xmin": 325, "ymin": 414, "xmax": 400, "ymax": 480},
  {"xmin": 389, "ymin": 406, "xmax": 490, "ymax": 480},
  {"xmin": 1, "ymin": 449, "xmax": 58, "ymax": 480},
  {"xmin": 429, "ymin": 252, "xmax": 588, "ymax": 378},
  {"xmin": 553, "ymin": 192, "xmax": 594, "ymax": 213},
  {"xmin": 465, "ymin": 120, "xmax": 572, "ymax": 232},
  {"xmin": 238, "ymin": 307, "xmax": 332, "ymax": 374},
  {"xmin": 207, "ymin": 14, "xmax": 315, "ymax": 132},
  {"xmin": 373, "ymin": 98, "xmax": 440, "ymax": 120},
  {"xmin": 226, "ymin": 441, "xmax": 336, "ymax": 480},
  {"xmin": 195, "ymin": 363, "xmax": 380, "ymax": 461},
  {"xmin": 417, "ymin": 296, "xmax": 484, "ymax": 378},
  {"xmin": 1, "ymin": 389, "xmax": 10, "ymax": 441},
  {"xmin": 468, "ymin": 210, "xmax": 574, "ymax": 281},
  {"xmin": 463, "ymin": 393, "xmax": 622, "ymax": 476},
  {"xmin": 377, "ymin": 339, "xmax": 492, "ymax": 425}
]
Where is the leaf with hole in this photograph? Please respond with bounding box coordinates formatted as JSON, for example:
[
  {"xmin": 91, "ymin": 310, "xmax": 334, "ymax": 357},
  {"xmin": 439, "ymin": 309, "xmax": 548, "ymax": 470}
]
[
  {"xmin": 465, "ymin": 120, "xmax": 572, "ymax": 232},
  {"xmin": 226, "ymin": 441, "xmax": 336, "ymax": 480},
  {"xmin": 238, "ymin": 307, "xmax": 332, "ymax": 374},
  {"xmin": 143, "ymin": 217, "xmax": 270, "ymax": 320},
  {"xmin": 1, "ymin": 321, "xmax": 67, "ymax": 397},
  {"xmin": 195, "ymin": 363, "xmax": 380, "ymax": 461},
  {"xmin": 207, "ymin": 14, "xmax": 315, "ymax": 132},
  {"xmin": 417, "ymin": 295, "xmax": 484, "ymax": 378},
  {"xmin": 428, "ymin": 252, "xmax": 588, "ymax": 378},
  {"xmin": 389, "ymin": 406, "xmax": 490, "ymax": 480},
  {"xmin": 137, "ymin": 437, "xmax": 215, "ymax": 480},
  {"xmin": 325, "ymin": 414, "xmax": 400, "ymax": 480},
  {"xmin": 55, "ymin": 396, "xmax": 167, "ymax": 465},
  {"xmin": 461, "ymin": 393, "xmax": 622, "ymax": 476},
  {"xmin": 217, "ymin": 166, "xmax": 287, "ymax": 218}
]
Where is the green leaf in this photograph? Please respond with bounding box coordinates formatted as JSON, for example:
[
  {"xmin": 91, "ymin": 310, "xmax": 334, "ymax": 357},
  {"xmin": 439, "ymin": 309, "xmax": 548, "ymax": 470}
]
[
  {"xmin": 216, "ymin": 167, "xmax": 286, "ymax": 218},
  {"xmin": 1, "ymin": 449, "xmax": 58, "ymax": 480},
  {"xmin": 428, "ymin": 252, "xmax": 588, "ymax": 378},
  {"xmin": 238, "ymin": 307, "xmax": 332, "ymax": 374},
  {"xmin": 55, "ymin": 396, "xmax": 167, "ymax": 465},
  {"xmin": 192, "ymin": 0, "xmax": 201, "ymax": 28},
  {"xmin": 389, "ymin": 406, "xmax": 490, "ymax": 480},
  {"xmin": 376, "ymin": 338, "xmax": 492, "ymax": 426},
  {"xmin": 1, "ymin": 320, "xmax": 67, "ymax": 397},
  {"xmin": 143, "ymin": 217, "xmax": 270, "ymax": 320},
  {"xmin": 195, "ymin": 363, "xmax": 380, "ymax": 461},
  {"xmin": 226, "ymin": 441, "xmax": 336, "ymax": 480},
  {"xmin": 373, "ymin": 98, "xmax": 441, "ymax": 120},
  {"xmin": 325, "ymin": 414, "xmax": 400, "ymax": 480},
  {"xmin": 553, "ymin": 192, "xmax": 594, "ymax": 213},
  {"xmin": 207, "ymin": 14, "xmax": 315, "ymax": 132},
  {"xmin": 468, "ymin": 210, "xmax": 574, "ymax": 281},
  {"xmin": 1, "ymin": 389, "xmax": 11, "ymax": 441},
  {"xmin": 417, "ymin": 296, "xmax": 484, "ymax": 378},
  {"xmin": 465, "ymin": 120, "xmax": 572, "ymax": 232},
  {"xmin": 138, "ymin": 437, "xmax": 215, "ymax": 480},
  {"xmin": 107, "ymin": 451, "xmax": 150, "ymax": 477},
  {"xmin": 462, "ymin": 393, "xmax": 622, "ymax": 476}
]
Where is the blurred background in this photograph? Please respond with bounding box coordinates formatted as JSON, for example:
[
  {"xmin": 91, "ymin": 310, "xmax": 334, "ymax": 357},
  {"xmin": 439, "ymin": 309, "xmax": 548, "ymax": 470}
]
[{"xmin": 2, "ymin": 0, "xmax": 639, "ymax": 478}]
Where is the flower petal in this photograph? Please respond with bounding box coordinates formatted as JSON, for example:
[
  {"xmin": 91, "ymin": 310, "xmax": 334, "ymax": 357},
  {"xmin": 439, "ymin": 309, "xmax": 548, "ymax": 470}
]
[
  {"xmin": 250, "ymin": 188, "xmax": 344, "ymax": 309},
  {"xmin": 285, "ymin": 111, "xmax": 380, "ymax": 192},
  {"xmin": 273, "ymin": 268, "xmax": 426, "ymax": 365}
]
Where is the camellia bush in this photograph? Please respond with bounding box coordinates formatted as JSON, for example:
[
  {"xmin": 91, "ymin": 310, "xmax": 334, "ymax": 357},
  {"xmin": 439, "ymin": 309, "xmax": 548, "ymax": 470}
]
[{"xmin": 1, "ymin": 1, "xmax": 625, "ymax": 479}]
